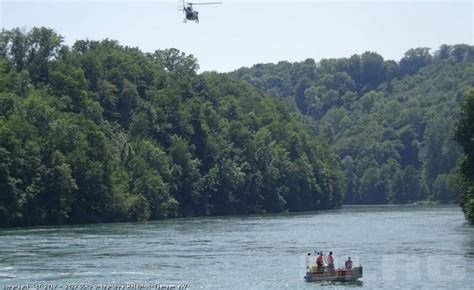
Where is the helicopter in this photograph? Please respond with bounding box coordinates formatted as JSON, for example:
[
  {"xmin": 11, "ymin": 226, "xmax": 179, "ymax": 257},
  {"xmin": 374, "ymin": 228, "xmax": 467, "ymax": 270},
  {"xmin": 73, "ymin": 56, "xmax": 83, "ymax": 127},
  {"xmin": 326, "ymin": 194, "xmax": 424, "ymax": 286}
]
[{"xmin": 178, "ymin": 0, "xmax": 222, "ymax": 23}]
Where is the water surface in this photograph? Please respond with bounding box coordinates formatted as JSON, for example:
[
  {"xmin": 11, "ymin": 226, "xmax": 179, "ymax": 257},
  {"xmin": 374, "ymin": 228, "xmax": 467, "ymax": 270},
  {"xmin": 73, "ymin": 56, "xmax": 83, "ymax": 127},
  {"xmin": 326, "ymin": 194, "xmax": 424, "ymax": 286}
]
[{"xmin": 1, "ymin": 205, "xmax": 473, "ymax": 289}]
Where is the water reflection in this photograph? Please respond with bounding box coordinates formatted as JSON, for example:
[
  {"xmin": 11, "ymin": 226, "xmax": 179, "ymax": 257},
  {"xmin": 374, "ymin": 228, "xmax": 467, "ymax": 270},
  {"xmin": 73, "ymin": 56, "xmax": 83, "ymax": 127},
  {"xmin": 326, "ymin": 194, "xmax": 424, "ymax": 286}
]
[{"xmin": 461, "ymin": 222, "xmax": 474, "ymax": 258}]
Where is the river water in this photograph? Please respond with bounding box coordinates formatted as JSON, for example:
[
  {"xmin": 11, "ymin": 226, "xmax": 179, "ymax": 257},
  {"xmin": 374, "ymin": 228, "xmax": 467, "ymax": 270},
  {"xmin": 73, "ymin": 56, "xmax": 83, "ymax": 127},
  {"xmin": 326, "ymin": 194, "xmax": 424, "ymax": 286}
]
[{"xmin": 0, "ymin": 205, "xmax": 473, "ymax": 289}]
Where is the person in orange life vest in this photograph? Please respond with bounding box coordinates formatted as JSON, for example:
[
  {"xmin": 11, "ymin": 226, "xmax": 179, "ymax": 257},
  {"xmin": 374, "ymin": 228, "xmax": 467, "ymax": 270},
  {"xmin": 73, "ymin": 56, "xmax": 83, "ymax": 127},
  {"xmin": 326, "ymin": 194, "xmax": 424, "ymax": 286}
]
[
  {"xmin": 345, "ymin": 257, "xmax": 353, "ymax": 269},
  {"xmin": 316, "ymin": 252, "xmax": 324, "ymax": 269},
  {"xmin": 327, "ymin": 251, "xmax": 335, "ymax": 270}
]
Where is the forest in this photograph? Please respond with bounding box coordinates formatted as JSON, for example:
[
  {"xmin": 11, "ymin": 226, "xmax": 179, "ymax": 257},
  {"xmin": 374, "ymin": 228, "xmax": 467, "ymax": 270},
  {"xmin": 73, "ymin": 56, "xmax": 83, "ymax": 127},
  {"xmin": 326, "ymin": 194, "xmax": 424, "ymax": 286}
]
[
  {"xmin": 231, "ymin": 45, "xmax": 474, "ymax": 207},
  {"xmin": 0, "ymin": 27, "xmax": 344, "ymax": 227},
  {"xmin": 1, "ymin": 27, "xmax": 473, "ymax": 227}
]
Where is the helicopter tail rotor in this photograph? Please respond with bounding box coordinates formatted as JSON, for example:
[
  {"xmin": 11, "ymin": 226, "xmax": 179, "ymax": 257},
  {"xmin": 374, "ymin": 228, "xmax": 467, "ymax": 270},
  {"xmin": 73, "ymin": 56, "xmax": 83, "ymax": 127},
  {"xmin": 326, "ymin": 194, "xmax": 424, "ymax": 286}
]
[{"xmin": 178, "ymin": 0, "xmax": 185, "ymax": 11}]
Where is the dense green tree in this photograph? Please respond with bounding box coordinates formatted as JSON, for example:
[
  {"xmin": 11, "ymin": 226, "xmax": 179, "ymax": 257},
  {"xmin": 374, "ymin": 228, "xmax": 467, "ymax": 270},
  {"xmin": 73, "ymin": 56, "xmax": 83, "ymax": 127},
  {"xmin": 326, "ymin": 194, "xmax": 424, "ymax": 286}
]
[
  {"xmin": 360, "ymin": 51, "xmax": 386, "ymax": 92},
  {"xmin": 455, "ymin": 90, "xmax": 474, "ymax": 223},
  {"xmin": 399, "ymin": 47, "xmax": 432, "ymax": 76}
]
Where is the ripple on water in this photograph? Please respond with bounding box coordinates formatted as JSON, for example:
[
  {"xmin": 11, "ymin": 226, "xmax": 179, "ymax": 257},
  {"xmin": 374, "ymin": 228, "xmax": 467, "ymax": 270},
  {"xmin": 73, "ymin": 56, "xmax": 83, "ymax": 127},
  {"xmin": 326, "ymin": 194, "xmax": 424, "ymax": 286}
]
[{"xmin": 0, "ymin": 205, "xmax": 473, "ymax": 289}]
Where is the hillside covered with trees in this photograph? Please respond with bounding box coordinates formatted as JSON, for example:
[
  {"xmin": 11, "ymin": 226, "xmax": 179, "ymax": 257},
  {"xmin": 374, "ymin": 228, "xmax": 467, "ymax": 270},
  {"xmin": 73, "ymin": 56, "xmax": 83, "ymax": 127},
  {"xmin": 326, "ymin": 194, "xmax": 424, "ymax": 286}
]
[
  {"xmin": 0, "ymin": 27, "xmax": 345, "ymax": 227},
  {"xmin": 1, "ymin": 26, "xmax": 473, "ymax": 227},
  {"xmin": 231, "ymin": 45, "xmax": 474, "ymax": 205}
]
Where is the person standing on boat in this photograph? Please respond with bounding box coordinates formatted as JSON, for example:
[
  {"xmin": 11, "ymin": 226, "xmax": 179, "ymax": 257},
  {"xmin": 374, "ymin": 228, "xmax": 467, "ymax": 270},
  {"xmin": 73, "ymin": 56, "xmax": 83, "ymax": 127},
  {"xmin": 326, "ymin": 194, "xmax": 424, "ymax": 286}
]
[
  {"xmin": 316, "ymin": 252, "xmax": 324, "ymax": 270},
  {"xmin": 328, "ymin": 252, "xmax": 335, "ymax": 270},
  {"xmin": 345, "ymin": 257, "xmax": 353, "ymax": 269}
]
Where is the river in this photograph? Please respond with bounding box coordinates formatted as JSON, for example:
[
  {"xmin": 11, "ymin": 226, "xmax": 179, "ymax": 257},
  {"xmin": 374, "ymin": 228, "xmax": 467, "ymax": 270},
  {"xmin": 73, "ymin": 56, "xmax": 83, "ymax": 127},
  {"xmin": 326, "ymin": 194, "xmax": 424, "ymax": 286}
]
[{"xmin": 0, "ymin": 205, "xmax": 473, "ymax": 289}]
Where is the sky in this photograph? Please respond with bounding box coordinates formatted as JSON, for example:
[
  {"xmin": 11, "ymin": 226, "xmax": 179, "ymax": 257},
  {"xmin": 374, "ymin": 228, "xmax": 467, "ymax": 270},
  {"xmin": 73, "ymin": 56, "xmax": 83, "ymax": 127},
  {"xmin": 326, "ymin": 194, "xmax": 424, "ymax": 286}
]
[{"xmin": 0, "ymin": 0, "xmax": 473, "ymax": 72}]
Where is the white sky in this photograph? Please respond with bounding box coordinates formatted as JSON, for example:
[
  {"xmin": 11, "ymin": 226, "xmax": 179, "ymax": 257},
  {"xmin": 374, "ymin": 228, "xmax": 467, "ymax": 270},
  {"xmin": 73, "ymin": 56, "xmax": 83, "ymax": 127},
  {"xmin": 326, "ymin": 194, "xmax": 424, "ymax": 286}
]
[{"xmin": 0, "ymin": 0, "xmax": 473, "ymax": 72}]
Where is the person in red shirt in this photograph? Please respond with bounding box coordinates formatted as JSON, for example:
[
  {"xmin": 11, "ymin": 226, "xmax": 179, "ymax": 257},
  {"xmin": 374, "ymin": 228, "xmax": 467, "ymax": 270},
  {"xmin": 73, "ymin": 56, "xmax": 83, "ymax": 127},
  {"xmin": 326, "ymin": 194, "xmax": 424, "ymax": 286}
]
[
  {"xmin": 328, "ymin": 251, "xmax": 335, "ymax": 270},
  {"xmin": 316, "ymin": 252, "xmax": 324, "ymax": 270}
]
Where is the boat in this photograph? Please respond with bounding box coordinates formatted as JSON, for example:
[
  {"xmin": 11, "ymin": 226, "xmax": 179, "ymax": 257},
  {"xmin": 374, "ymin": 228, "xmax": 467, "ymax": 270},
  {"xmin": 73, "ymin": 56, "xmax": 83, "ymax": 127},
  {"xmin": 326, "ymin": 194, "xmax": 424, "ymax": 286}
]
[
  {"xmin": 304, "ymin": 252, "xmax": 363, "ymax": 282},
  {"xmin": 304, "ymin": 266, "xmax": 363, "ymax": 282}
]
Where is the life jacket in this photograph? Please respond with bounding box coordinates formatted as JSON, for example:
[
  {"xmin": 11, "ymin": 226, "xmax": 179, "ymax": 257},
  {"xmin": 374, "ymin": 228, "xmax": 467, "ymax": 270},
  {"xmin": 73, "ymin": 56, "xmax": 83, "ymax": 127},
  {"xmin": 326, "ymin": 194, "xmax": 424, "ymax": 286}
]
[{"xmin": 316, "ymin": 255, "xmax": 323, "ymax": 265}]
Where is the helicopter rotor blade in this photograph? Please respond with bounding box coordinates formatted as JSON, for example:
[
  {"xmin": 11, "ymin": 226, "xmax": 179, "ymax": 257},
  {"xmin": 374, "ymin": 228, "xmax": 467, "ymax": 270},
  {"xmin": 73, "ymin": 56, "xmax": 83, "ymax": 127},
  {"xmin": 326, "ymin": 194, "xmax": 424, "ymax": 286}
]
[{"xmin": 188, "ymin": 2, "xmax": 222, "ymax": 5}]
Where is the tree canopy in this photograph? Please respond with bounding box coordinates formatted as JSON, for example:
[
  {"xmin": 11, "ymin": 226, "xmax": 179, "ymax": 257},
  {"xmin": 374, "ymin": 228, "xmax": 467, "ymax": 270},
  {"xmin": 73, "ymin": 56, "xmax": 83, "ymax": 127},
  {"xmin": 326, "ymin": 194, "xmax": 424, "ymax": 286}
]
[
  {"xmin": 2, "ymin": 27, "xmax": 473, "ymax": 227},
  {"xmin": 231, "ymin": 45, "xmax": 474, "ymax": 205},
  {"xmin": 0, "ymin": 27, "xmax": 344, "ymax": 227}
]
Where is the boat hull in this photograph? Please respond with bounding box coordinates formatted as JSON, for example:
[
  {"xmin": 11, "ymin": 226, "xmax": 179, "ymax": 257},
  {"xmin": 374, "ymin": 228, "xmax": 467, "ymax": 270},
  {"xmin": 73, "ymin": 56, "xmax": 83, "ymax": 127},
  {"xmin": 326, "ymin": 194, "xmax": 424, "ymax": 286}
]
[{"xmin": 304, "ymin": 266, "xmax": 363, "ymax": 282}]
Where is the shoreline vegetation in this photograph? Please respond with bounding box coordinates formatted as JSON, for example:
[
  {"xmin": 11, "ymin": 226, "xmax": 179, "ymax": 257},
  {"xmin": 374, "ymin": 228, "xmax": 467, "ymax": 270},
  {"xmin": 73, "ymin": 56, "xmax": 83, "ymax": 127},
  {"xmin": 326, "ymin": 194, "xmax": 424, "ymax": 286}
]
[
  {"xmin": 455, "ymin": 90, "xmax": 474, "ymax": 224},
  {"xmin": 0, "ymin": 27, "xmax": 473, "ymax": 227}
]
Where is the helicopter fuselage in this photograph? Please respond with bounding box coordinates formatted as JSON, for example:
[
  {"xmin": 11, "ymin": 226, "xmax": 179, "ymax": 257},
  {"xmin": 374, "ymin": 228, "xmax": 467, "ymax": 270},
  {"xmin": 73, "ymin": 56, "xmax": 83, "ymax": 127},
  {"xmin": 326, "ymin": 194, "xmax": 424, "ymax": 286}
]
[
  {"xmin": 180, "ymin": 1, "xmax": 221, "ymax": 23},
  {"xmin": 184, "ymin": 7, "xmax": 199, "ymax": 22}
]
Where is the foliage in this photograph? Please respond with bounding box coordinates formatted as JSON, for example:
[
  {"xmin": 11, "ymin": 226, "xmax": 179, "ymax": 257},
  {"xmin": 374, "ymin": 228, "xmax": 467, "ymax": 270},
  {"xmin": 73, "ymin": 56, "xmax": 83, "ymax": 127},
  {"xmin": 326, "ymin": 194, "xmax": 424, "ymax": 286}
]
[
  {"xmin": 231, "ymin": 44, "xmax": 474, "ymax": 205},
  {"xmin": 0, "ymin": 28, "xmax": 344, "ymax": 227},
  {"xmin": 455, "ymin": 90, "xmax": 474, "ymax": 223}
]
